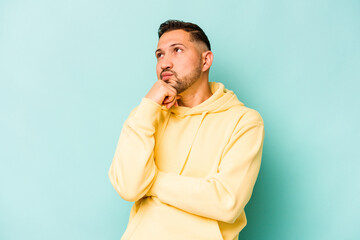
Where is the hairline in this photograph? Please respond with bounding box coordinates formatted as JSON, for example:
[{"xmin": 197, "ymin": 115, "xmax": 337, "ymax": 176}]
[{"xmin": 159, "ymin": 29, "xmax": 209, "ymax": 53}]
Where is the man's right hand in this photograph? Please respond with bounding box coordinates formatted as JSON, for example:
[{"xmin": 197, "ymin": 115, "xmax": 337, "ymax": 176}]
[{"xmin": 145, "ymin": 80, "xmax": 180, "ymax": 109}]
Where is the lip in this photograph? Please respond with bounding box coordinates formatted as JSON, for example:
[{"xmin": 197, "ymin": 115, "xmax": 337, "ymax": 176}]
[{"xmin": 161, "ymin": 72, "xmax": 173, "ymax": 81}]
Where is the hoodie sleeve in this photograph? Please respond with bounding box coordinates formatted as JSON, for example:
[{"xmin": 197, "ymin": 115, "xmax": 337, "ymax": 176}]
[
  {"xmin": 147, "ymin": 110, "xmax": 264, "ymax": 223},
  {"xmin": 108, "ymin": 98, "xmax": 161, "ymax": 202}
]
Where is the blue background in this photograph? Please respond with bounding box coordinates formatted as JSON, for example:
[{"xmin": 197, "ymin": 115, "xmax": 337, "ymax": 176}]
[{"xmin": 1, "ymin": 0, "xmax": 359, "ymax": 239}]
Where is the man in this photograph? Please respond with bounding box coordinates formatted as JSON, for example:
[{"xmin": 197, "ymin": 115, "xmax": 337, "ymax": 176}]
[{"xmin": 109, "ymin": 20, "xmax": 264, "ymax": 240}]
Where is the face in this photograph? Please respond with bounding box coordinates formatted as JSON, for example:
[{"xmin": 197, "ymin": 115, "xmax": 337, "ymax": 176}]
[{"xmin": 155, "ymin": 29, "xmax": 204, "ymax": 94}]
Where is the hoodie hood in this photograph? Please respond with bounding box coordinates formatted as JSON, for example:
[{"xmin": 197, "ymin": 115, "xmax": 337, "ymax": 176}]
[{"xmin": 167, "ymin": 82, "xmax": 244, "ymax": 116}]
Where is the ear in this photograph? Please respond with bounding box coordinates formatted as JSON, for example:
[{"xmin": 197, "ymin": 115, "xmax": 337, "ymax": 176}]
[{"xmin": 201, "ymin": 50, "xmax": 214, "ymax": 72}]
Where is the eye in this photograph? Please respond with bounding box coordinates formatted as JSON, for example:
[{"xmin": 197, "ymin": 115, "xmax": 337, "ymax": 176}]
[
  {"xmin": 156, "ymin": 52, "xmax": 163, "ymax": 59},
  {"xmin": 175, "ymin": 47, "xmax": 183, "ymax": 53}
]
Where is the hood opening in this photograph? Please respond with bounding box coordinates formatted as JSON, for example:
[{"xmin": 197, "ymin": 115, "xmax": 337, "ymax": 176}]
[{"xmin": 165, "ymin": 82, "xmax": 244, "ymax": 117}]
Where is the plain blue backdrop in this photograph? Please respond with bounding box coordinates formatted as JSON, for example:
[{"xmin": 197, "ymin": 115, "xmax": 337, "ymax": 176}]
[{"xmin": 1, "ymin": 0, "xmax": 359, "ymax": 239}]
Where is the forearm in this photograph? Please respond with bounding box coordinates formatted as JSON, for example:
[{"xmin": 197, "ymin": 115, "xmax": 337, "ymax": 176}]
[
  {"xmin": 148, "ymin": 122, "xmax": 264, "ymax": 223},
  {"xmin": 149, "ymin": 163, "xmax": 260, "ymax": 223},
  {"xmin": 109, "ymin": 98, "xmax": 161, "ymax": 202}
]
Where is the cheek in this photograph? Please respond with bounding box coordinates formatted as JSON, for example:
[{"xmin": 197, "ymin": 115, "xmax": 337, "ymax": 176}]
[
  {"xmin": 183, "ymin": 54, "xmax": 199, "ymax": 68},
  {"xmin": 176, "ymin": 58, "xmax": 192, "ymax": 71}
]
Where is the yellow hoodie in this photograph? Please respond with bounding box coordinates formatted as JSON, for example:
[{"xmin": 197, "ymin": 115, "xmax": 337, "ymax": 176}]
[{"xmin": 109, "ymin": 82, "xmax": 264, "ymax": 240}]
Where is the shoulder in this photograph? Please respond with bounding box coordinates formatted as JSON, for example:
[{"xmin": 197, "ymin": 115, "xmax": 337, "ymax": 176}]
[
  {"xmin": 226, "ymin": 104, "xmax": 264, "ymax": 126},
  {"xmin": 128, "ymin": 106, "xmax": 139, "ymax": 118},
  {"xmin": 240, "ymin": 107, "xmax": 264, "ymax": 126}
]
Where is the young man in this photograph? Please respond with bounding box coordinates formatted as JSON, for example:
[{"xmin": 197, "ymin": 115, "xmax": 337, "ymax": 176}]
[{"xmin": 109, "ymin": 20, "xmax": 265, "ymax": 240}]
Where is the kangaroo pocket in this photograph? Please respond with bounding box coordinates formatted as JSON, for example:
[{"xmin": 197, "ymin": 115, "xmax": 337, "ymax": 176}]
[{"xmin": 123, "ymin": 197, "xmax": 223, "ymax": 240}]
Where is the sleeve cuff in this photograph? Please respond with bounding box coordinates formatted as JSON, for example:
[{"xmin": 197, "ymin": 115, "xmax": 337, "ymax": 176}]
[{"xmin": 131, "ymin": 98, "xmax": 162, "ymax": 127}]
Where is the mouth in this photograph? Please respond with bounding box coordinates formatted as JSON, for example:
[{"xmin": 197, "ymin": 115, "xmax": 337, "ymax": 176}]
[{"xmin": 161, "ymin": 71, "xmax": 173, "ymax": 81}]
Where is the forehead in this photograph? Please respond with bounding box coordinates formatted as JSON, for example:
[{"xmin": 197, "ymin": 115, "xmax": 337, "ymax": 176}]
[{"xmin": 157, "ymin": 29, "xmax": 192, "ymax": 49}]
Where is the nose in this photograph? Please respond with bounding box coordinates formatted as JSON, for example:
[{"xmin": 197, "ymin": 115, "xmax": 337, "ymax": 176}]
[{"xmin": 160, "ymin": 55, "xmax": 173, "ymax": 70}]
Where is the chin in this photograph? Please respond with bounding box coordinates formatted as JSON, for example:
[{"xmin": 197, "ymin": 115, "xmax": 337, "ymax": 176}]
[{"xmin": 166, "ymin": 78, "xmax": 178, "ymax": 86}]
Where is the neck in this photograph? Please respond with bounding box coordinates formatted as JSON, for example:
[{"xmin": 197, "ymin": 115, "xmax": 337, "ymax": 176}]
[{"xmin": 177, "ymin": 78, "xmax": 213, "ymax": 108}]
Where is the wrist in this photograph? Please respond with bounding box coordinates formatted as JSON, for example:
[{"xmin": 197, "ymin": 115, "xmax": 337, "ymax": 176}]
[
  {"xmin": 144, "ymin": 94, "xmax": 163, "ymax": 106},
  {"xmin": 130, "ymin": 98, "xmax": 162, "ymax": 128}
]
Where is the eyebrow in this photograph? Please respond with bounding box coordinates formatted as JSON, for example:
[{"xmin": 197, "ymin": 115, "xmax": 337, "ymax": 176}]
[{"xmin": 155, "ymin": 43, "xmax": 186, "ymax": 54}]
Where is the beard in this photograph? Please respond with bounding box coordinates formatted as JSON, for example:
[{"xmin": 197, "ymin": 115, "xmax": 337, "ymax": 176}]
[{"xmin": 162, "ymin": 60, "xmax": 202, "ymax": 94}]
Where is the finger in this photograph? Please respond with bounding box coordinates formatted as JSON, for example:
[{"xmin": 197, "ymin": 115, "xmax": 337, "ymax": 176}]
[
  {"xmin": 163, "ymin": 97, "xmax": 171, "ymax": 104},
  {"xmin": 165, "ymin": 97, "xmax": 178, "ymax": 109},
  {"xmin": 166, "ymin": 102, "xmax": 173, "ymax": 109},
  {"xmin": 170, "ymin": 96, "xmax": 178, "ymax": 108},
  {"xmin": 163, "ymin": 94, "xmax": 176, "ymax": 104},
  {"xmin": 162, "ymin": 81, "xmax": 178, "ymax": 95},
  {"xmin": 162, "ymin": 96, "xmax": 170, "ymax": 104},
  {"xmin": 163, "ymin": 98, "xmax": 176, "ymax": 108}
]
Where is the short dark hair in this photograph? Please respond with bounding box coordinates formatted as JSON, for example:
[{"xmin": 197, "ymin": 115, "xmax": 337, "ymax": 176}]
[{"xmin": 158, "ymin": 20, "xmax": 211, "ymax": 51}]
